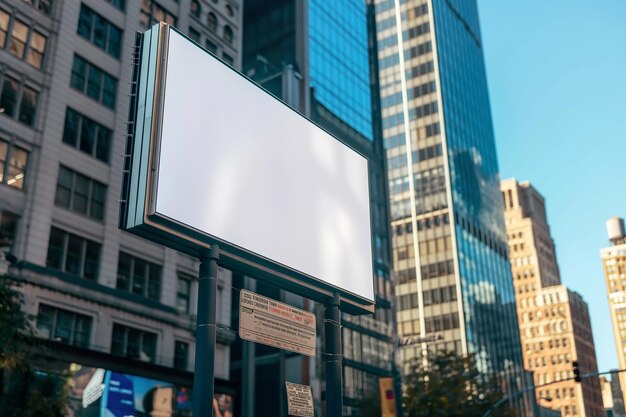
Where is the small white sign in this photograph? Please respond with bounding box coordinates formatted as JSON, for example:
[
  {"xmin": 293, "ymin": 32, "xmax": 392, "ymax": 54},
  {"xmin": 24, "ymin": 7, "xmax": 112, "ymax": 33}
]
[
  {"xmin": 285, "ymin": 382, "xmax": 314, "ymax": 417},
  {"xmin": 239, "ymin": 290, "xmax": 316, "ymax": 357}
]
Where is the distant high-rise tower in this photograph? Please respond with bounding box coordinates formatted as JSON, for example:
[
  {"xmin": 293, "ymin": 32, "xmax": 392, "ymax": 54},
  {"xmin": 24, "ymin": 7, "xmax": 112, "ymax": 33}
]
[
  {"xmin": 502, "ymin": 179, "xmax": 604, "ymax": 417},
  {"xmin": 375, "ymin": 0, "xmax": 525, "ymax": 396},
  {"xmin": 602, "ymin": 216, "xmax": 626, "ymax": 408}
]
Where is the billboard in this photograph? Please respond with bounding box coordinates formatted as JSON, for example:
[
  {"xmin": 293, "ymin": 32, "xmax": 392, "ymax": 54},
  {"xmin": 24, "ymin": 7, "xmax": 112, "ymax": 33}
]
[
  {"xmin": 120, "ymin": 24, "xmax": 374, "ymax": 313},
  {"xmin": 66, "ymin": 364, "xmax": 234, "ymax": 417}
]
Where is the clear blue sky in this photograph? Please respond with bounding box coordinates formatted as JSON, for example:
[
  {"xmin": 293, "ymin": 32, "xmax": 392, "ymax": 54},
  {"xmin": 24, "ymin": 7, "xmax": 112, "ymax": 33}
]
[{"xmin": 477, "ymin": 0, "xmax": 626, "ymax": 373}]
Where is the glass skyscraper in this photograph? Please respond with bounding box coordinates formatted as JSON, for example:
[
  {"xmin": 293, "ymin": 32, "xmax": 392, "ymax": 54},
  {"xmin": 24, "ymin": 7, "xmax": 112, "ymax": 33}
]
[
  {"xmin": 375, "ymin": 0, "xmax": 525, "ymax": 402},
  {"xmin": 243, "ymin": 1, "xmax": 395, "ymax": 415},
  {"xmin": 309, "ymin": 0, "xmax": 374, "ymax": 140}
]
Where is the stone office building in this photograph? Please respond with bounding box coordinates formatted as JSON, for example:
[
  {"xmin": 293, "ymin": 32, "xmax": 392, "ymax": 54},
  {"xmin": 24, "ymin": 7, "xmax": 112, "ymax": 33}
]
[{"xmin": 0, "ymin": 0, "xmax": 242, "ymax": 407}]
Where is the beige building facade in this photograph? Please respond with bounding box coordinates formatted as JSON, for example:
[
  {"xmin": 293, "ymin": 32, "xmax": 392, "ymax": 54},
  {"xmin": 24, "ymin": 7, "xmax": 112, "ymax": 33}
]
[
  {"xmin": 601, "ymin": 216, "xmax": 626, "ymax": 409},
  {"xmin": 502, "ymin": 179, "xmax": 604, "ymax": 417}
]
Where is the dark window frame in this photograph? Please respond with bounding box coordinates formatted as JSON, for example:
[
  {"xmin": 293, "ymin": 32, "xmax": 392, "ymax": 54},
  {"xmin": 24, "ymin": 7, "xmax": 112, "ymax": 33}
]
[
  {"xmin": 46, "ymin": 226, "xmax": 101, "ymax": 280},
  {"xmin": 36, "ymin": 303, "xmax": 92, "ymax": 347},
  {"xmin": 62, "ymin": 107, "xmax": 112, "ymax": 163},
  {"xmin": 77, "ymin": 4, "xmax": 123, "ymax": 58},
  {"xmin": 0, "ymin": 210, "xmax": 19, "ymax": 248},
  {"xmin": 0, "ymin": 71, "xmax": 40, "ymax": 127},
  {"xmin": 0, "ymin": 9, "xmax": 48, "ymax": 69},
  {"xmin": 174, "ymin": 340, "xmax": 189, "ymax": 370},
  {"xmin": 70, "ymin": 55, "xmax": 118, "ymax": 109},
  {"xmin": 116, "ymin": 251, "xmax": 162, "ymax": 301},
  {"xmin": 190, "ymin": 1, "xmax": 201, "ymax": 18},
  {"xmin": 111, "ymin": 323, "xmax": 157, "ymax": 363},
  {"xmin": 176, "ymin": 272, "xmax": 192, "ymax": 313},
  {"xmin": 55, "ymin": 165, "xmax": 107, "ymax": 221},
  {"xmin": 0, "ymin": 137, "xmax": 29, "ymax": 190},
  {"xmin": 21, "ymin": 0, "xmax": 54, "ymax": 15},
  {"xmin": 140, "ymin": 0, "xmax": 176, "ymax": 29},
  {"xmin": 207, "ymin": 12, "xmax": 217, "ymax": 32},
  {"xmin": 105, "ymin": 0, "xmax": 125, "ymax": 11},
  {"xmin": 223, "ymin": 25, "xmax": 233, "ymax": 44}
]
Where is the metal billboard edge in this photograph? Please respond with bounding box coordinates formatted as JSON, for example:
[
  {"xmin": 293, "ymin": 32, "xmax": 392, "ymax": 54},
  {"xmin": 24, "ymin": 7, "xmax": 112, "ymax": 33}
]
[{"xmin": 120, "ymin": 23, "xmax": 375, "ymax": 315}]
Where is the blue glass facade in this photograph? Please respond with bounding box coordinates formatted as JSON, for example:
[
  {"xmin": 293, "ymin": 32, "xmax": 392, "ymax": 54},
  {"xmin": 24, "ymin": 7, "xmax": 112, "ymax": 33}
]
[
  {"xmin": 309, "ymin": 0, "xmax": 373, "ymax": 140},
  {"xmin": 243, "ymin": 1, "xmax": 395, "ymax": 415},
  {"xmin": 431, "ymin": 0, "xmax": 522, "ymax": 374},
  {"xmin": 375, "ymin": 1, "xmax": 525, "ymax": 407}
]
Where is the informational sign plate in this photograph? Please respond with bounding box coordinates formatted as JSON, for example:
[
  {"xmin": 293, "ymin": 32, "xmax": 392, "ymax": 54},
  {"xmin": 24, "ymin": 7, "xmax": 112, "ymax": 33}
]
[
  {"xmin": 239, "ymin": 290, "xmax": 316, "ymax": 356},
  {"xmin": 119, "ymin": 23, "xmax": 375, "ymax": 315},
  {"xmin": 285, "ymin": 382, "xmax": 314, "ymax": 417}
]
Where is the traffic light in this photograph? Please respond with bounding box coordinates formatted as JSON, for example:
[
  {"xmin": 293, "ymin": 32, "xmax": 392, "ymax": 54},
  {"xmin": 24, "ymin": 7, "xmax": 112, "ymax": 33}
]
[{"xmin": 572, "ymin": 361, "xmax": 581, "ymax": 382}]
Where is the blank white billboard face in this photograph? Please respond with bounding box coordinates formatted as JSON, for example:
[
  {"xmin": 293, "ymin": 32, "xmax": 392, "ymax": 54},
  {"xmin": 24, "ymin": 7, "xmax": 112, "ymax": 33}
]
[{"xmin": 153, "ymin": 30, "xmax": 374, "ymax": 301}]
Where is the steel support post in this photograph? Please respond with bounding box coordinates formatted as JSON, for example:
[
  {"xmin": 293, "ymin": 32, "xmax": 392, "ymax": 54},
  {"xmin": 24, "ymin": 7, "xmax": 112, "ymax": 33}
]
[
  {"xmin": 325, "ymin": 292, "xmax": 343, "ymax": 417},
  {"xmin": 193, "ymin": 245, "xmax": 220, "ymax": 417}
]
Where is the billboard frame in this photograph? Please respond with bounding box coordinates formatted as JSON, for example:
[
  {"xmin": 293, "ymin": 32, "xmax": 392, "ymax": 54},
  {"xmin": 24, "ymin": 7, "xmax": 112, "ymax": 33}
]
[{"xmin": 120, "ymin": 23, "xmax": 375, "ymax": 316}]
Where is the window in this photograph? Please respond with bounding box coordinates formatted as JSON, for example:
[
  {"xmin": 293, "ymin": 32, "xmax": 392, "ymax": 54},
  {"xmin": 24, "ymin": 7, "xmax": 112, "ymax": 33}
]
[
  {"xmin": 425, "ymin": 122, "xmax": 440, "ymax": 137},
  {"xmin": 18, "ymin": 85, "xmax": 38, "ymax": 125},
  {"xmin": 176, "ymin": 273, "xmax": 192, "ymax": 313},
  {"xmin": 106, "ymin": 0, "xmax": 125, "ymax": 11},
  {"xmin": 189, "ymin": 27, "xmax": 200, "ymax": 42},
  {"xmin": 111, "ymin": 323, "xmax": 157, "ymax": 362},
  {"xmin": 77, "ymin": 5, "xmax": 123, "ymax": 58},
  {"xmin": 191, "ymin": 1, "xmax": 201, "ymax": 18},
  {"xmin": 174, "ymin": 340, "xmax": 189, "ymax": 370},
  {"xmin": 225, "ymin": 5, "xmax": 234, "ymax": 17},
  {"xmin": 0, "ymin": 210, "xmax": 18, "ymax": 248},
  {"xmin": 62, "ymin": 108, "xmax": 111, "ymax": 163},
  {"xmin": 55, "ymin": 166, "xmax": 107, "ymax": 220},
  {"xmin": 116, "ymin": 252, "xmax": 162, "ymax": 300},
  {"xmin": 36, "ymin": 304, "xmax": 92, "ymax": 347},
  {"xmin": 424, "ymin": 313, "xmax": 460, "ymax": 332},
  {"xmin": 405, "ymin": 41, "xmax": 432, "ymax": 60},
  {"xmin": 140, "ymin": 1, "xmax": 176, "ymax": 29},
  {"xmin": 207, "ymin": 12, "xmax": 217, "ymax": 32},
  {"xmin": 222, "ymin": 52, "xmax": 233, "ymax": 66},
  {"xmin": 408, "ymin": 60, "xmax": 434, "ymax": 80},
  {"xmin": 421, "ymin": 260, "xmax": 454, "ymax": 279},
  {"xmin": 70, "ymin": 55, "xmax": 117, "ymax": 109},
  {"xmin": 223, "ymin": 25, "xmax": 233, "ymax": 44},
  {"xmin": 0, "ymin": 139, "xmax": 29, "ymax": 190},
  {"xmin": 9, "ymin": 20, "xmax": 28, "ymax": 59},
  {"xmin": 205, "ymin": 39, "xmax": 217, "ymax": 53},
  {"xmin": 22, "ymin": 0, "xmax": 53, "ymax": 15},
  {"xmin": 0, "ymin": 11, "xmax": 48, "ymax": 69},
  {"xmin": 27, "ymin": 31, "xmax": 46, "ymax": 68},
  {"xmin": 0, "ymin": 74, "xmax": 39, "ymax": 126},
  {"xmin": 46, "ymin": 227, "xmax": 101, "ymax": 279},
  {"xmin": 0, "ymin": 10, "xmax": 7, "ymax": 48}
]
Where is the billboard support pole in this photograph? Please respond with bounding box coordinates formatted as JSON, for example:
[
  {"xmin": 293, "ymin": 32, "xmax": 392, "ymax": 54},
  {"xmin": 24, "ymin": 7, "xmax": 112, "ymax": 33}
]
[
  {"xmin": 325, "ymin": 292, "xmax": 343, "ymax": 416},
  {"xmin": 193, "ymin": 244, "xmax": 220, "ymax": 417}
]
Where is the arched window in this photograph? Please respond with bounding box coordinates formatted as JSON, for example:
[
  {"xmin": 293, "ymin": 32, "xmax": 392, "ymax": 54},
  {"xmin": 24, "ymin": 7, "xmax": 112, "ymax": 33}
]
[
  {"xmin": 191, "ymin": 1, "xmax": 201, "ymax": 18},
  {"xmin": 223, "ymin": 25, "xmax": 233, "ymax": 44},
  {"xmin": 226, "ymin": 5, "xmax": 234, "ymax": 17},
  {"xmin": 207, "ymin": 12, "xmax": 217, "ymax": 32}
]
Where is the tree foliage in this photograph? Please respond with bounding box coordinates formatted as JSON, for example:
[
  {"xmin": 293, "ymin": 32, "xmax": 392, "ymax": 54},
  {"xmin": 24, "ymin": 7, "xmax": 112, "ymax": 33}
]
[
  {"xmin": 0, "ymin": 274, "xmax": 32, "ymax": 370},
  {"xmin": 402, "ymin": 350, "xmax": 516, "ymax": 417},
  {"xmin": 355, "ymin": 385, "xmax": 382, "ymax": 417},
  {"xmin": 0, "ymin": 274, "xmax": 68, "ymax": 417}
]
